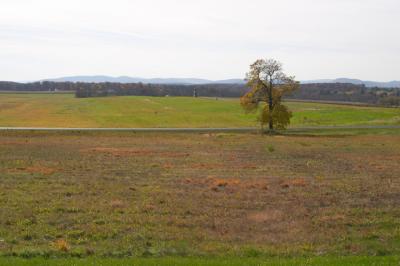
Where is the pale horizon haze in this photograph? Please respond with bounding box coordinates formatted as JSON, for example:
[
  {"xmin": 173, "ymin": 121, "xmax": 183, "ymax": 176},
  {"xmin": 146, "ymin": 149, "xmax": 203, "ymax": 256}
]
[{"xmin": 1, "ymin": 0, "xmax": 399, "ymax": 82}]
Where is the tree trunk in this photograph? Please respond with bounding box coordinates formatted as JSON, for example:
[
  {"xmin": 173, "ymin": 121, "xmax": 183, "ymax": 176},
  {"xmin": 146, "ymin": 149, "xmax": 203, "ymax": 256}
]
[
  {"xmin": 268, "ymin": 115, "xmax": 273, "ymax": 131},
  {"xmin": 268, "ymin": 80, "xmax": 274, "ymax": 132}
]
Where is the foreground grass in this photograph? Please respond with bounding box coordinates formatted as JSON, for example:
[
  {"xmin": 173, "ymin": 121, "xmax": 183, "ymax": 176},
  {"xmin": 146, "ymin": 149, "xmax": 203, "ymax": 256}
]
[
  {"xmin": 1, "ymin": 130, "xmax": 399, "ymax": 258},
  {"xmin": 0, "ymin": 256, "xmax": 399, "ymax": 266},
  {"xmin": 0, "ymin": 94, "xmax": 399, "ymax": 127},
  {"xmin": 285, "ymin": 127, "xmax": 400, "ymax": 136}
]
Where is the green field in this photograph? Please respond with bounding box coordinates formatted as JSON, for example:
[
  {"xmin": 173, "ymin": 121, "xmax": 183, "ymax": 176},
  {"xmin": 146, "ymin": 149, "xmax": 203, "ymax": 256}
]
[
  {"xmin": 0, "ymin": 93, "xmax": 399, "ymax": 127},
  {"xmin": 0, "ymin": 256, "xmax": 398, "ymax": 266}
]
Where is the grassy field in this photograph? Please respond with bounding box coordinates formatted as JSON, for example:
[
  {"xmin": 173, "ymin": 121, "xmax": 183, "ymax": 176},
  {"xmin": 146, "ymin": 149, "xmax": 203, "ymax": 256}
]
[
  {"xmin": 1, "ymin": 130, "xmax": 399, "ymax": 261},
  {"xmin": 0, "ymin": 93, "xmax": 399, "ymax": 127},
  {"xmin": 0, "ymin": 256, "xmax": 399, "ymax": 266},
  {"xmin": 1, "ymin": 93, "xmax": 400, "ymax": 264}
]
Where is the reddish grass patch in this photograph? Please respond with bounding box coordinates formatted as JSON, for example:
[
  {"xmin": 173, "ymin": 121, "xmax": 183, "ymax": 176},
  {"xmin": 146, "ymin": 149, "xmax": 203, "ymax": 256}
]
[
  {"xmin": 241, "ymin": 163, "xmax": 258, "ymax": 169},
  {"xmin": 82, "ymin": 147, "xmax": 189, "ymax": 158},
  {"xmin": 190, "ymin": 163, "xmax": 226, "ymax": 169},
  {"xmin": 189, "ymin": 162, "xmax": 257, "ymax": 170},
  {"xmin": 280, "ymin": 178, "xmax": 308, "ymax": 188},
  {"xmin": 183, "ymin": 177, "xmax": 268, "ymax": 192},
  {"xmin": 0, "ymin": 141, "xmax": 28, "ymax": 146},
  {"xmin": 10, "ymin": 165, "xmax": 57, "ymax": 175},
  {"xmin": 82, "ymin": 147, "xmax": 152, "ymax": 156},
  {"xmin": 53, "ymin": 239, "xmax": 70, "ymax": 252}
]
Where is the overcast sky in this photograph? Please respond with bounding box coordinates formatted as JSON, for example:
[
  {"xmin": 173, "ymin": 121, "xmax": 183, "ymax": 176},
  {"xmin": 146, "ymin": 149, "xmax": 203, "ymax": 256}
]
[{"xmin": 1, "ymin": 0, "xmax": 399, "ymax": 81}]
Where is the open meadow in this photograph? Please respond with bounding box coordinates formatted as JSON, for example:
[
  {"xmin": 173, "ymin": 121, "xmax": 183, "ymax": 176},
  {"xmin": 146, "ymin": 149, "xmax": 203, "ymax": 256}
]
[
  {"xmin": 0, "ymin": 93, "xmax": 399, "ymax": 128},
  {"xmin": 0, "ymin": 129, "xmax": 400, "ymax": 265},
  {"xmin": 1, "ymin": 93, "xmax": 400, "ymax": 265}
]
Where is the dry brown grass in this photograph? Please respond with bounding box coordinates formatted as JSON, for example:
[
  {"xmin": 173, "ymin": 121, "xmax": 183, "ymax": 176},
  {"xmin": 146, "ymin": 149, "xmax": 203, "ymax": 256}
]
[
  {"xmin": 53, "ymin": 239, "xmax": 70, "ymax": 252},
  {"xmin": 0, "ymin": 131, "xmax": 400, "ymax": 256},
  {"xmin": 8, "ymin": 165, "xmax": 58, "ymax": 175},
  {"xmin": 109, "ymin": 199, "xmax": 125, "ymax": 209}
]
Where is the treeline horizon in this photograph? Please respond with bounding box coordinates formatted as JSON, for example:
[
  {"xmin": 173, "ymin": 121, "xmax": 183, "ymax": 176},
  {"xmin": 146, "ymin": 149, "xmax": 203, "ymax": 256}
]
[{"xmin": 0, "ymin": 80, "xmax": 399, "ymax": 106}]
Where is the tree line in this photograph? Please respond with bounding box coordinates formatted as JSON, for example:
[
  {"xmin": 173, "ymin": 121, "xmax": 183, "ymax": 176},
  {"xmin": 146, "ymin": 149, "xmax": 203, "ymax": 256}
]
[
  {"xmin": 0, "ymin": 80, "xmax": 399, "ymax": 106},
  {"xmin": 74, "ymin": 83, "xmax": 248, "ymax": 98}
]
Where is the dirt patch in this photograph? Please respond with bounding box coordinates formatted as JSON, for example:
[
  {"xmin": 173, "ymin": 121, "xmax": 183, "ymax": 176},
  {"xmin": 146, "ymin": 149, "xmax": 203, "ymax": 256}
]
[
  {"xmin": 109, "ymin": 199, "xmax": 125, "ymax": 209},
  {"xmin": 319, "ymin": 214, "xmax": 346, "ymax": 223},
  {"xmin": 248, "ymin": 209, "xmax": 285, "ymax": 223}
]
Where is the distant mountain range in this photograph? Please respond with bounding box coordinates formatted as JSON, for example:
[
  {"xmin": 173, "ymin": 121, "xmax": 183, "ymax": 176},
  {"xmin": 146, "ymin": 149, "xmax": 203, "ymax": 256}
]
[
  {"xmin": 42, "ymin": 76, "xmax": 400, "ymax": 88},
  {"xmin": 43, "ymin": 75, "xmax": 245, "ymax": 85}
]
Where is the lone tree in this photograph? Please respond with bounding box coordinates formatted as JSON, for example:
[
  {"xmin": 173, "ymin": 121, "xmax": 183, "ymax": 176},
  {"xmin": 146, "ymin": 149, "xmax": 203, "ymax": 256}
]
[{"xmin": 241, "ymin": 59, "xmax": 299, "ymax": 133}]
